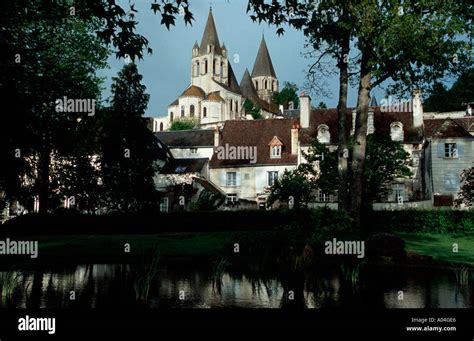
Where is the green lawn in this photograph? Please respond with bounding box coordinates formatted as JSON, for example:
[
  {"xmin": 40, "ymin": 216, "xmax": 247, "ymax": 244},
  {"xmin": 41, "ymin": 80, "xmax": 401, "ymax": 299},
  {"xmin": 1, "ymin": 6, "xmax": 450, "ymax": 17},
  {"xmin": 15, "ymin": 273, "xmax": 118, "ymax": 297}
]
[
  {"xmin": 398, "ymin": 232, "xmax": 474, "ymax": 266},
  {"xmin": 4, "ymin": 232, "xmax": 234, "ymax": 264}
]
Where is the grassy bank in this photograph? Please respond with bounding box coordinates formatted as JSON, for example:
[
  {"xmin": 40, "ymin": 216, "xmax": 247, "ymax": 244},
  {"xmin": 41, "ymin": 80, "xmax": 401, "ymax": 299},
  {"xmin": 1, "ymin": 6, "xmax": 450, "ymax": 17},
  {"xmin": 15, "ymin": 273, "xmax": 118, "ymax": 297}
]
[
  {"xmin": 0, "ymin": 232, "xmax": 234, "ymax": 265},
  {"xmin": 1, "ymin": 231, "xmax": 473, "ymax": 267},
  {"xmin": 398, "ymin": 232, "xmax": 474, "ymax": 266}
]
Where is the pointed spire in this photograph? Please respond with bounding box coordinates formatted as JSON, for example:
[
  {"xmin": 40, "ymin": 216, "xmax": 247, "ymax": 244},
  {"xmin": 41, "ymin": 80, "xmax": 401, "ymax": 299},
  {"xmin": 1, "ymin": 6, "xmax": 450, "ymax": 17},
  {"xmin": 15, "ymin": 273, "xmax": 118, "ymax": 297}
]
[
  {"xmin": 240, "ymin": 68, "xmax": 259, "ymax": 101},
  {"xmin": 199, "ymin": 9, "xmax": 222, "ymax": 55},
  {"xmin": 251, "ymin": 35, "xmax": 277, "ymax": 78},
  {"xmin": 193, "ymin": 40, "xmax": 199, "ymax": 50}
]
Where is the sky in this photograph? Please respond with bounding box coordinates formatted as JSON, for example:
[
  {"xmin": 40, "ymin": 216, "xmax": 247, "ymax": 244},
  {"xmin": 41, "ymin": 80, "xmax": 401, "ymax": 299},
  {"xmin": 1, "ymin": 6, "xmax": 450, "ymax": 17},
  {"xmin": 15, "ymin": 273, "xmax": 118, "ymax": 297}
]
[{"xmin": 98, "ymin": 0, "xmax": 384, "ymax": 118}]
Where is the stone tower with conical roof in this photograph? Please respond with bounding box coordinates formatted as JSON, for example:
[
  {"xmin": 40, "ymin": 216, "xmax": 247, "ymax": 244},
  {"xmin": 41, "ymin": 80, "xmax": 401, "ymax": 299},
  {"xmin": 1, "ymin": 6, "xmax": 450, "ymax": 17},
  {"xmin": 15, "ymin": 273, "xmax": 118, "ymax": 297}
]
[
  {"xmin": 251, "ymin": 35, "xmax": 278, "ymax": 103},
  {"xmin": 191, "ymin": 8, "xmax": 229, "ymax": 92}
]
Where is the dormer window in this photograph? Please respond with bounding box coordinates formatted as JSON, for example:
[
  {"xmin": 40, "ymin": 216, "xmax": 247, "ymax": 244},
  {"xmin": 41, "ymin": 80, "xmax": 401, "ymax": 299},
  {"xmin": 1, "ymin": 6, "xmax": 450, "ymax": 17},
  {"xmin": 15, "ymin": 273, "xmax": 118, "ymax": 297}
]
[
  {"xmin": 317, "ymin": 124, "xmax": 330, "ymax": 144},
  {"xmin": 271, "ymin": 146, "xmax": 281, "ymax": 158},
  {"xmin": 268, "ymin": 136, "xmax": 284, "ymax": 159},
  {"xmin": 390, "ymin": 122, "xmax": 404, "ymax": 142}
]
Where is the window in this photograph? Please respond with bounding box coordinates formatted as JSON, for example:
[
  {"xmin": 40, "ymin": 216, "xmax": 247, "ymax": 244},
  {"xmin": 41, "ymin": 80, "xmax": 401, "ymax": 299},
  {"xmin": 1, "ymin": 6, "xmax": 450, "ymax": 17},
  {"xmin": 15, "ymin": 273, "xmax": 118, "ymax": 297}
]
[
  {"xmin": 255, "ymin": 81, "xmax": 259, "ymax": 90},
  {"xmin": 181, "ymin": 106, "xmax": 185, "ymax": 117},
  {"xmin": 317, "ymin": 125, "xmax": 330, "ymax": 144},
  {"xmin": 244, "ymin": 173, "xmax": 250, "ymax": 180},
  {"xmin": 170, "ymin": 112, "xmax": 174, "ymax": 122},
  {"xmin": 226, "ymin": 172, "xmax": 237, "ymax": 186},
  {"xmin": 190, "ymin": 105, "xmax": 195, "ymax": 117},
  {"xmin": 264, "ymin": 80, "xmax": 268, "ymax": 89},
  {"xmin": 226, "ymin": 194, "xmax": 237, "ymax": 205},
  {"xmin": 203, "ymin": 107, "xmax": 207, "ymax": 118},
  {"xmin": 271, "ymin": 146, "xmax": 281, "ymax": 158},
  {"xmin": 159, "ymin": 122, "xmax": 163, "ymax": 131},
  {"xmin": 190, "ymin": 148, "xmax": 197, "ymax": 154},
  {"xmin": 319, "ymin": 191, "xmax": 330, "ymax": 202},
  {"xmin": 267, "ymin": 171, "xmax": 278, "ymax": 186},
  {"xmin": 159, "ymin": 198, "xmax": 169, "ymax": 212},
  {"xmin": 390, "ymin": 122, "xmax": 404, "ymax": 142},
  {"xmin": 204, "ymin": 59, "xmax": 208, "ymax": 74},
  {"xmin": 393, "ymin": 184, "xmax": 405, "ymax": 204},
  {"xmin": 196, "ymin": 62, "xmax": 200, "ymax": 76},
  {"xmin": 444, "ymin": 143, "xmax": 458, "ymax": 158},
  {"xmin": 213, "ymin": 59, "xmax": 216, "ymax": 74}
]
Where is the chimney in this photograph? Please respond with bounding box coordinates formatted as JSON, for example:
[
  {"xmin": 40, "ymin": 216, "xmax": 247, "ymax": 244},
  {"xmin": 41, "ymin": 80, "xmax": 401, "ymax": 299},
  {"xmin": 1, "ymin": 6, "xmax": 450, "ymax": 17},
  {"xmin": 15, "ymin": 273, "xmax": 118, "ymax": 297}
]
[
  {"xmin": 214, "ymin": 126, "xmax": 220, "ymax": 147},
  {"xmin": 412, "ymin": 89, "xmax": 423, "ymax": 128},
  {"xmin": 291, "ymin": 124, "xmax": 299, "ymax": 155},
  {"xmin": 299, "ymin": 91, "xmax": 311, "ymax": 128}
]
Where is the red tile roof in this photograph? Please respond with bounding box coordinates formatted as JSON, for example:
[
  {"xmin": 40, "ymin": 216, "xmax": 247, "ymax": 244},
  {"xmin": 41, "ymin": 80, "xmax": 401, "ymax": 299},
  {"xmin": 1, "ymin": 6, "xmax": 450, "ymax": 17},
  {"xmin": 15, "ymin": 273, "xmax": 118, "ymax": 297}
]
[
  {"xmin": 210, "ymin": 119, "xmax": 298, "ymax": 167},
  {"xmin": 300, "ymin": 107, "xmax": 424, "ymax": 145}
]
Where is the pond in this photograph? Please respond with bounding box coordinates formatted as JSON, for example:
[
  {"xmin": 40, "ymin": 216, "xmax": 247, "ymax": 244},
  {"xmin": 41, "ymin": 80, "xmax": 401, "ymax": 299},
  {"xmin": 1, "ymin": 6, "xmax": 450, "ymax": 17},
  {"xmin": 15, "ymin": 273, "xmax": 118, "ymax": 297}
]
[{"xmin": 0, "ymin": 261, "xmax": 471, "ymax": 310}]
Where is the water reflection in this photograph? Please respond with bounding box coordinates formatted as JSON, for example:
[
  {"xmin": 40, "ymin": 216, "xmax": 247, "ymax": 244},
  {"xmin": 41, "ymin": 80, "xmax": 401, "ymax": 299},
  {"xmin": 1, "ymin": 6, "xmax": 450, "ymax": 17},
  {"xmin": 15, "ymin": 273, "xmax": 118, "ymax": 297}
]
[{"xmin": 0, "ymin": 263, "xmax": 471, "ymax": 310}]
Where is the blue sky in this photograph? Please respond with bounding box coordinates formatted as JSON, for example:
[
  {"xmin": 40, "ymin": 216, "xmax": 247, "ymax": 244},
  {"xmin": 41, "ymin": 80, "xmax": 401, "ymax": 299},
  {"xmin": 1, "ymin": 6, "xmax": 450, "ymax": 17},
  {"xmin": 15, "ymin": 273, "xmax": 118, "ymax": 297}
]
[{"xmin": 98, "ymin": 0, "xmax": 383, "ymax": 117}]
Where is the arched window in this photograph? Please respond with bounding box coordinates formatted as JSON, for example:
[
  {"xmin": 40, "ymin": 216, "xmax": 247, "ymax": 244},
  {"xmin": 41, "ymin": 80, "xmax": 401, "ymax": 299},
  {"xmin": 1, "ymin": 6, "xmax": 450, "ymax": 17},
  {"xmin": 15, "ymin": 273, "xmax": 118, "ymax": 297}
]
[
  {"xmin": 181, "ymin": 106, "xmax": 185, "ymax": 117},
  {"xmin": 213, "ymin": 59, "xmax": 216, "ymax": 74},
  {"xmin": 196, "ymin": 61, "xmax": 200, "ymax": 76},
  {"xmin": 264, "ymin": 80, "xmax": 268, "ymax": 89},
  {"xmin": 170, "ymin": 112, "xmax": 174, "ymax": 122},
  {"xmin": 203, "ymin": 107, "xmax": 207, "ymax": 118},
  {"xmin": 390, "ymin": 122, "xmax": 404, "ymax": 141},
  {"xmin": 317, "ymin": 124, "xmax": 331, "ymax": 144},
  {"xmin": 255, "ymin": 81, "xmax": 259, "ymax": 90},
  {"xmin": 159, "ymin": 122, "xmax": 164, "ymax": 131},
  {"xmin": 190, "ymin": 105, "xmax": 195, "ymax": 117},
  {"xmin": 204, "ymin": 59, "xmax": 208, "ymax": 74}
]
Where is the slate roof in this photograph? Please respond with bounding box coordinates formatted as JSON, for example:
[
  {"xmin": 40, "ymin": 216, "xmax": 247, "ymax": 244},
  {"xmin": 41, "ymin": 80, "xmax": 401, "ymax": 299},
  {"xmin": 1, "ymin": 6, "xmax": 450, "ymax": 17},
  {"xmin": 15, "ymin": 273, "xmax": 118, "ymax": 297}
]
[
  {"xmin": 199, "ymin": 9, "xmax": 222, "ymax": 56},
  {"xmin": 160, "ymin": 158, "xmax": 208, "ymax": 174},
  {"xmin": 240, "ymin": 68, "xmax": 279, "ymax": 114},
  {"xmin": 155, "ymin": 130, "xmax": 215, "ymax": 147},
  {"xmin": 424, "ymin": 118, "xmax": 473, "ymax": 139},
  {"xmin": 251, "ymin": 35, "xmax": 277, "ymax": 78}
]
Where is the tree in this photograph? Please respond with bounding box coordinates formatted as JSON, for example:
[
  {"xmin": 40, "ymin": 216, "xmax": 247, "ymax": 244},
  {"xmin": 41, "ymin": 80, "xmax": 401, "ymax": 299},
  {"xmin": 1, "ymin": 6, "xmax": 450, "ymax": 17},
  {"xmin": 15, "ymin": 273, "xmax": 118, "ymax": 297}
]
[
  {"xmin": 424, "ymin": 68, "xmax": 474, "ymax": 112},
  {"xmin": 0, "ymin": 6, "xmax": 109, "ymax": 213},
  {"xmin": 243, "ymin": 99, "xmax": 263, "ymax": 119},
  {"xmin": 317, "ymin": 102, "xmax": 328, "ymax": 109},
  {"xmin": 248, "ymin": 0, "xmax": 472, "ymax": 227},
  {"xmin": 267, "ymin": 166, "xmax": 316, "ymax": 210},
  {"xmin": 100, "ymin": 63, "xmax": 160, "ymax": 212},
  {"xmin": 170, "ymin": 117, "xmax": 198, "ymax": 130},
  {"xmin": 455, "ymin": 168, "xmax": 474, "ymax": 209},
  {"xmin": 271, "ymin": 82, "xmax": 299, "ymax": 109}
]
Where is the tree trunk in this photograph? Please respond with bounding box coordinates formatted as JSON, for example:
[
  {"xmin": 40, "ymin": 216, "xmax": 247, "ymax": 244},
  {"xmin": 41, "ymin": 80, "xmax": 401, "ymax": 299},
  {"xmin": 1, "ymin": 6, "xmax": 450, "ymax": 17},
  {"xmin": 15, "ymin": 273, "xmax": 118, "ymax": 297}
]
[
  {"xmin": 337, "ymin": 34, "xmax": 350, "ymax": 212},
  {"xmin": 350, "ymin": 51, "xmax": 371, "ymax": 228}
]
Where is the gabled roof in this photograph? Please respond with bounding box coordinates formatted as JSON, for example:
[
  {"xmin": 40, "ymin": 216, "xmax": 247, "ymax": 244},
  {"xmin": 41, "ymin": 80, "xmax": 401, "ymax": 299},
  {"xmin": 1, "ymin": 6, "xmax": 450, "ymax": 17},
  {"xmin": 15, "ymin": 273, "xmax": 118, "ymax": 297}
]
[
  {"xmin": 251, "ymin": 35, "xmax": 277, "ymax": 78},
  {"xmin": 454, "ymin": 117, "xmax": 474, "ymax": 133},
  {"xmin": 199, "ymin": 9, "xmax": 222, "ymax": 56},
  {"xmin": 268, "ymin": 136, "xmax": 283, "ymax": 146},
  {"xmin": 155, "ymin": 129, "xmax": 215, "ymax": 147},
  {"xmin": 424, "ymin": 118, "xmax": 473, "ymax": 138},
  {"xmin": 210, "ymin": 119, "xmax": 298, "ymax": 167}
]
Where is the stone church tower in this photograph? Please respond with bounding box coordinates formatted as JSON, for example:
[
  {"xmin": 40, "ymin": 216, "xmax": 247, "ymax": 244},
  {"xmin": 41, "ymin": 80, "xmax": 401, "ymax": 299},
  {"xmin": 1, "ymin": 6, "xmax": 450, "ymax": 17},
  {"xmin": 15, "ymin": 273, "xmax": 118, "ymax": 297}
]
[{"xmin": 251, "ymin": 35, "xmax": 278, "ymax": 103}]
